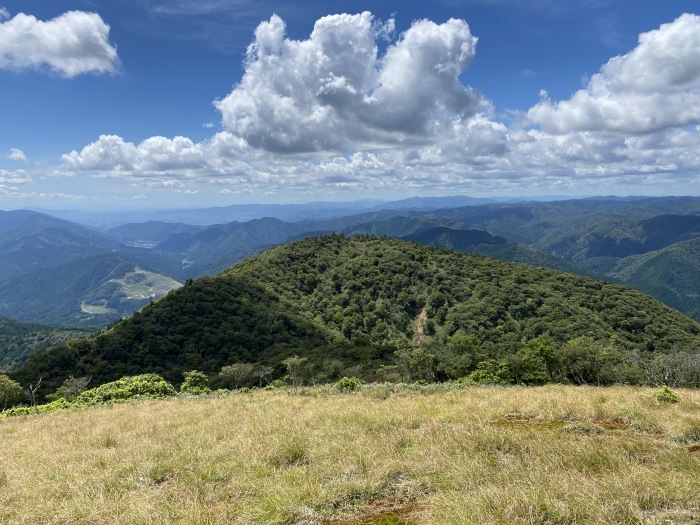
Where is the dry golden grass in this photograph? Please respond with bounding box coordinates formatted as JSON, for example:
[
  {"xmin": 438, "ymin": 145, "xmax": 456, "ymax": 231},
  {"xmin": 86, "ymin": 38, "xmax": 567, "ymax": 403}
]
[{"xmin": 1, "ymin": 385, "xmax": 699, "ymax": 524}]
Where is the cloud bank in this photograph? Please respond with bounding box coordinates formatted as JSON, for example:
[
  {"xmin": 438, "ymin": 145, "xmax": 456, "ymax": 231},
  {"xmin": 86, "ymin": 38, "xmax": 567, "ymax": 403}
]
[
  {"xmin": 0, "ymin": 10, "xmax": 119, "ymax": 77},
  {"xmin": 60, "ymin": 12, "xmax": 700, "ymax": 199}
]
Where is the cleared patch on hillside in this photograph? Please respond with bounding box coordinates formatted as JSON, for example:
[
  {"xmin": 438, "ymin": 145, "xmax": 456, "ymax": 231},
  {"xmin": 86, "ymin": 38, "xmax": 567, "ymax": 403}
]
[{"xmin": 109, "ymin": 267, "xmax": 182, "ymax": 300}]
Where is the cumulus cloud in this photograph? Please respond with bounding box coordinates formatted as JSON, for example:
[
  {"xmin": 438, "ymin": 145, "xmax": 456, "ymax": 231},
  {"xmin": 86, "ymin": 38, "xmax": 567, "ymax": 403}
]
[
  {"xmin": 8, "ymin": 148, "xmax": 27, "ymax": 161},
  {"xmin": 215, "ymin": 12, "xmax": 486, "ymax": 153},
  {"xmin": 61, "ymin": 133, "xmax": 260, "ymax": 189},
  {"xmin": 56, "ymin": 12, "xmax": 700, "ymax": 200},
  {"xmin": 529, "ymin": 14, "xmax": 700, "ymax": 135},
  {"xmin": 0, "ymin": 10, "xmax": 119, "ymax": 77}
]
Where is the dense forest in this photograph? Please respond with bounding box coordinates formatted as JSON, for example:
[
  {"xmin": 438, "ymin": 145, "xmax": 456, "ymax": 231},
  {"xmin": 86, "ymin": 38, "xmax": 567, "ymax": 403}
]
[{"xmin": 12, "ymin": 235, "xmax": 700, "ymax": 399}]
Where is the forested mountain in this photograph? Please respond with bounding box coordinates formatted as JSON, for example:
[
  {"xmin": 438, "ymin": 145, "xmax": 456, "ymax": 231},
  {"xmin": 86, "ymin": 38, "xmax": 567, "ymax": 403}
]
[
  {"xmin": 605, "ymin": 238, "xmax": 700, "ymax": 319},
  {"xmin": 402, "ymin": 226, "xmax": 589, "ymax": 276},
  {"xmin": 0, "ymin": 316, "xmax": 89, "ymax": 372},
  {"xmin": 0, "ymin": 253, "xmax": 181, "ymax": 328},
  {"xmin": 13, "ymin": 235, "xmax": 700, "ymax": 397}
]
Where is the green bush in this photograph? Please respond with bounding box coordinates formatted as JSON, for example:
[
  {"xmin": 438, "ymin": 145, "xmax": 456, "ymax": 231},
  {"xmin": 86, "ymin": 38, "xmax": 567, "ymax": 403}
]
[
  {"xmin": 1, "ymin": 398, "xmax": 74, "ymax": 417},
  {"xmin": 335, "ymin": 376, "xmax": 362, "ymax": 393},
  {"xmin": 78, "ymin": 374, "xmax": 176, "ymax": 405},
  {"xmin": 180, "ymin": 370, "xmax": 210, "ymax": 395},
  {"xmin": 653, "ymin": 385, "xmax": 679, "ymax": 404},
  {"xmin": 0, "ymin": 375, "xmax": 22, "ymax": 410}
]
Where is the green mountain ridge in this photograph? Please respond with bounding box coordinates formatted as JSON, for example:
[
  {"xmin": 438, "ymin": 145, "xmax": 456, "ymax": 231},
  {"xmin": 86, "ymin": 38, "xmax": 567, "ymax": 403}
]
[
  {"xmin": 12, "ymin": 235, "xmax": 700, "ymax": 397},
  {"xmin": 0, "ymin": 316, "xmax": 89, "ymax": 372}
]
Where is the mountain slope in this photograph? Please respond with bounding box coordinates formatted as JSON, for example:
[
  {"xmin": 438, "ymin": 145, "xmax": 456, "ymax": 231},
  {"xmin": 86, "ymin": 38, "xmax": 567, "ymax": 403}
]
[
  {"xmin": 0, "ymin": 316, "xmax": 89, "ymax": 372},
  {"xmin": 605, "ymin": 237, "xmax": 700, "ymax": 320},
  {"xmin": 402, "ymin": 226, "xmax": 589, "ymax": 276},
  {"xmin": 0, "ymin": 253, "xmax": 182, "ymax": 328},
  {"xmin": 13, "ymin": 235, "xmax": 700, "ymax": 395}
]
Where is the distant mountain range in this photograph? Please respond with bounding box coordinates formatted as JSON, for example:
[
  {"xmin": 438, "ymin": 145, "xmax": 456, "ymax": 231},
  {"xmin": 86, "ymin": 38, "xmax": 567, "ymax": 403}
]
[{"xmin": 2, "ymin": 195, "xmax": 700, "ymax": 333}]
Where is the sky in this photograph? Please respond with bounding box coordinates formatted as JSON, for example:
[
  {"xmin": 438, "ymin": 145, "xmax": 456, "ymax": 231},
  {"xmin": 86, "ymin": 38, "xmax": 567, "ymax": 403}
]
[{"xmin": 0, "ymin": 0, "xmax": 698, "ymax": 210}]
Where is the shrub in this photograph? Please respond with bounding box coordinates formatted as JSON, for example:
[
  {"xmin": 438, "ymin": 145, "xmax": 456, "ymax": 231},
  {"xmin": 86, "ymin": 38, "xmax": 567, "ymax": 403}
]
[
  {"xmin": 1, "ymin": 398, "xmax": 74, "ymax": 417},
  {"xmin": 653, "ymin": 385, "xmax": 679, "ymax": 404},
  {"xmin": 335, "ymin": 376, "xmax": 362, "ymax": 393},
  {"xmin": 0, "ymin": 375, "xmax": 22, "ymax": 411},
  {"xmin": 180, "ymin": 370, "xmax": 210, "ymax": 395},
  {"xmin": 78, "ymin": 374, "xmax": 176, "ymax": 405}
]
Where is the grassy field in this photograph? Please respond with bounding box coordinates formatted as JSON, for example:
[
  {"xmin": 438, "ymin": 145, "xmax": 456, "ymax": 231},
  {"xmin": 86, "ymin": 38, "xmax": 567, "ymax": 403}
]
[{"xmin": 1, "ymin": 385, "xmax": 699, "ymax": 524}]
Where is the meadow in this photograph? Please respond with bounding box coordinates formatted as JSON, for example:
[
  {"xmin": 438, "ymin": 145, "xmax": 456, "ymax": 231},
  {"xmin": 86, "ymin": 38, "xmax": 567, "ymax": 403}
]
[{"xmin": 1, "ymin": 385, "xmax": 699, "ymax": 525}]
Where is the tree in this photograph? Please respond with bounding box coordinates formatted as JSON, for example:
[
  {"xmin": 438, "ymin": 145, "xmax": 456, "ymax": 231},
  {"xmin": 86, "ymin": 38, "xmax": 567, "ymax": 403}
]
[
  {"xmin": 64, "ymin": 376, "xmax": 91, "ymax": 397},
  {"xmin": 560, "ymin": 337, "xmax": 624, "ymax": 386},
  {"xmin": 220, "ymin": 363, "xmax": 255, "ymax": 390},
  {"xmin": 393, "ymin": 345, "xmax": 435, "ymax": 382},
  {"xmin": 180, "ymin": 370, "xmax": 210, "ymax": 394},
  {"xmin": 256, "ymin": 365, "xmax": 273, "ymax": 388},
  {"xmin": 435, "ymin": 332, "xmax": 482, "ymax": 380},
  {"xmin": 282, "ymin": 355, "xmax": 307, "ymax": 394},
  {"xmin": 0, "ymin": 375, "xmax": 22, "ymax": 411},
  {"xmin": 26, "ymin": 376, "xmax": 42, "ymax": 414}
]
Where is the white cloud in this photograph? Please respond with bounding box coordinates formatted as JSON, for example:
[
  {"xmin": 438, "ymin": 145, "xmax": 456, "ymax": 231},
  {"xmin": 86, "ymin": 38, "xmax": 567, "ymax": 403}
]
[
  {"xmin": 56, "ymin": 12, "xmax": 700, "ymax": 200},
  {"xmin": 0, "ymin": 169, "xmax": 31, "ymax": 184},
  {"xmin": 215, "ymin": 12, "xmax": 486, "ymax": 153},
  {"xmin": 529, "ymin": 14, "xmax": 700, "ymax": 135},
  {"xmin": 0, "ymin": 7, "xmax": 9, "ymax": 21},
  {"xmin": 0, "ymin": 10, "xmax": 119, "ymax": 77},
  {"xmin": 8, "ymin": 148, "xmax": 27, "ymax": 161}
]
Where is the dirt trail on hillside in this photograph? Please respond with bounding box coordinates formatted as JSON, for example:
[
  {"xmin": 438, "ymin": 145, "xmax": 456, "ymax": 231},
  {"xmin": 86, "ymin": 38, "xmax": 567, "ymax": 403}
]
[{"xmin": 413, "ymin": 308, "xmax": 428, "ymax": 345}]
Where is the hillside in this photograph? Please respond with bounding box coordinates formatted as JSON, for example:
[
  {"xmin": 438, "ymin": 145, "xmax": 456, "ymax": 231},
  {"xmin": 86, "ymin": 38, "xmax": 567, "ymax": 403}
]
[
  {"xmin": 0, "ymin": 253, "xmax": 182, "ymax": 328},
  {"xmin": 0, "ymin": 316, "xmax": 89, "ymax": 372},
  {"xmin": 606, "ymin": 238, "xmax": 700, "ymax": 319},
  {"xmin": 13, "ymin": 235, "xmax": 700, "ymax": 395},
  {"xmin": 402, "ymin": 226, "xmax": 589, "ymax": 276}
]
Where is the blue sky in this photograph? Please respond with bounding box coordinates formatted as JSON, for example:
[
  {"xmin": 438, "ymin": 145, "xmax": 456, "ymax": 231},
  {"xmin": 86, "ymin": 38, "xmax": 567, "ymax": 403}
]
[{"xmin": 0, "ymin": 0, "xmax": 698, "ymax": 209}]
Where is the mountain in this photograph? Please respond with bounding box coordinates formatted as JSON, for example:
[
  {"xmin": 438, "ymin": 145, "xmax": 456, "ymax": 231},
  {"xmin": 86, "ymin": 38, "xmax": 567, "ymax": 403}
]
[
  {"xmin": 604, "ymin": 238, "xmax": 700, "ymax": 320},
  {"xmin": 402, "ymin": 226, "xmax": 589, "ymax": 276},
  {"xmin": 0, "ymin": 209, "xmax": 84, "ymax": 235},
  {"xmin": 366, "ymin": 195, "xmax": 494, "ymax": 211},
  {"xmin": 103, "ymin": 221, "xmax": 204, "ymax": 246},
  {"xmin": 0, "ymin": 316, "xmax": 89, "ymax": 372},
  {"xmin": 0, "ymin": 213, "xmax": 126, "ymax": 280},
  {"xmin": 0, "ymin": 253, "xmax": 182, "ymax": 328},
  {"xmin": 13, "ymin": 235, "xmax": 700, "ymax": 396}
]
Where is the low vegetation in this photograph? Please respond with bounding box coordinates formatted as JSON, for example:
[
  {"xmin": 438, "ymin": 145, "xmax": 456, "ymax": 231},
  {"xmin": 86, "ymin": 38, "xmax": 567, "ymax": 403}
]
[{"xmin": 1, "ymin": 385, "xmax": 698, "ymax": 524}]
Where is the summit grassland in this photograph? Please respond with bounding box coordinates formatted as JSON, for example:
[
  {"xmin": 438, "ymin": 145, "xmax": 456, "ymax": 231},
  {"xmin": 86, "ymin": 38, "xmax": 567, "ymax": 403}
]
[{"xmin": 1, "ymin": 385, "xmax": 699, "ymax": 524}]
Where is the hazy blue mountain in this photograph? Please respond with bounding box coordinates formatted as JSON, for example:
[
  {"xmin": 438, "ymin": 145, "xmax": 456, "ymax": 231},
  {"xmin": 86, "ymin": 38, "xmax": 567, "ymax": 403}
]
[
  {"xmin": 0, "ymin": 209, "xmax": 86, "ymax": 235},
  {"xmin": 104, "ymin": 221, "xmax": 205, "ymax": 245},
  {"xmin": 0, "ymin": 226, "xmax": 125, "ymax": 280}
]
